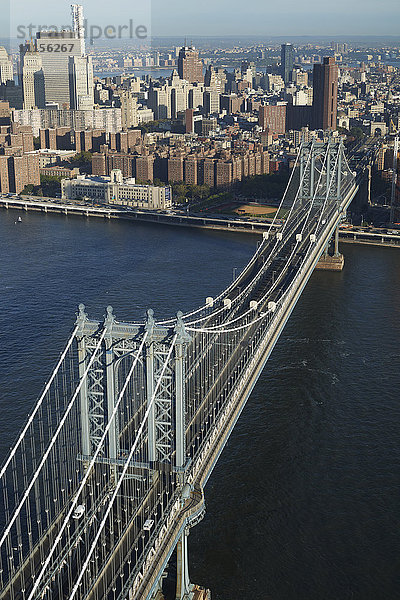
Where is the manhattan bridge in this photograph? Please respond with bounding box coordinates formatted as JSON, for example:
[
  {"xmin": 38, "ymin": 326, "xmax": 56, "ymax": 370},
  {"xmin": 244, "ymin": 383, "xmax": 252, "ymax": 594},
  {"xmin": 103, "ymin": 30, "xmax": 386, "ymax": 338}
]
[{"xmin": 0, "ymin": 140, "xmax": 361, "ymax": 600}]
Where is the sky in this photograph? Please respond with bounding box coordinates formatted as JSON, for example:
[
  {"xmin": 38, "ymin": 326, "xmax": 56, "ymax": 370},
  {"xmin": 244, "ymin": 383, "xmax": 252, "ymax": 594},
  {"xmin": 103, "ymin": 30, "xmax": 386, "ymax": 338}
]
[{"xmin": 3, "ymin": 0, "xmax": 400, "ymax": 41}]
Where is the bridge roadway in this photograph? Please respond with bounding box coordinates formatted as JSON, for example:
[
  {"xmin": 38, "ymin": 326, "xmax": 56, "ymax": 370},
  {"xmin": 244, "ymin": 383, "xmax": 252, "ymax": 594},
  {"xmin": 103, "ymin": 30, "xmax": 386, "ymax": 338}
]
[{"xmin": 127, "ymin": 180, "xmax": 359, "ymax": 600}]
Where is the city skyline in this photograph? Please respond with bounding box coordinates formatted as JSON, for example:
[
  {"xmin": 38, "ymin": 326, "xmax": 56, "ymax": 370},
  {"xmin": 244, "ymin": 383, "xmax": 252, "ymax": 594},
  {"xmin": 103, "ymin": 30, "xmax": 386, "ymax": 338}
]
[{"xmin": 3, "ymin": 0, "xmax": 400, "ymax": 39}]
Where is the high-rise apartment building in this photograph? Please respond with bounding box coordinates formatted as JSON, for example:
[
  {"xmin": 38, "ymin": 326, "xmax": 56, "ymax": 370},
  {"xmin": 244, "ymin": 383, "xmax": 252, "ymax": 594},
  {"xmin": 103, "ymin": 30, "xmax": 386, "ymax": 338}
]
[
  {"xmin": 0, "ymin": 47, "xmax": 13, "ymax": 85},
  {"xmin": 259, "ymin": 104, "xmax": 287, "ymax": 134},
  {"xmin": 113, "ymin": 90, "xmax": 138, "ymax": 129},
  {"xmin": 19, "ymin": 42, "xmax": 45, "ymax": 110},
  {"xmin": 178, "ymin": 45, "xmax": 203, "ymax": 84},
  {"xmin": 312, "ymin": 57, "xmax": 338, "ymax": 130},
  {"xmin": 281, "ymin": 44, "xmax": 294, "ymax": 84}
]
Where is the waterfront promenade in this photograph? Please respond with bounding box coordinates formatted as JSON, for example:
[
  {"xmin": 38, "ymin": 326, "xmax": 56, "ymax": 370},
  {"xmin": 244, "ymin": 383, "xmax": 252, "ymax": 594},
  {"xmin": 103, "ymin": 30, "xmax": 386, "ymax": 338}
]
[{"xmin": 1, "ymin": 194, "xmax": 399, "ymax": 249}]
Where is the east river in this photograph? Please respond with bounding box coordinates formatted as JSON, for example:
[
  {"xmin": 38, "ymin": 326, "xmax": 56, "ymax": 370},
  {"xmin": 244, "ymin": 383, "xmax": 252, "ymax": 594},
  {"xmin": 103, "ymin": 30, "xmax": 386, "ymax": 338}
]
[{"xmin": 0, "ymin": 209, "xmax": 399, "ymax": 600}]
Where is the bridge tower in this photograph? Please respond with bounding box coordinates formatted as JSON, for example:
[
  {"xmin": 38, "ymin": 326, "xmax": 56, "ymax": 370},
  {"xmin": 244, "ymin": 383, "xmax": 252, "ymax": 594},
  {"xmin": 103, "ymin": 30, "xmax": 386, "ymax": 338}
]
[
  {"xmin": 299, "ymin": 140, "xmax": 347, "ymax": 270},
  {"xmin": 77, "ymin": 305, "xmax": 122, "ymax": 483}
]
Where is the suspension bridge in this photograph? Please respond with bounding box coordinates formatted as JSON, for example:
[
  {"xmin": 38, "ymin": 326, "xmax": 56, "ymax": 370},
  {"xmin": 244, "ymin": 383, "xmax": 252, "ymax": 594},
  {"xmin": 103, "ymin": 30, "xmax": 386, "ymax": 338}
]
[{"xmin": 0, "ymin": 140, "xmax": 360, "ymax": 600}]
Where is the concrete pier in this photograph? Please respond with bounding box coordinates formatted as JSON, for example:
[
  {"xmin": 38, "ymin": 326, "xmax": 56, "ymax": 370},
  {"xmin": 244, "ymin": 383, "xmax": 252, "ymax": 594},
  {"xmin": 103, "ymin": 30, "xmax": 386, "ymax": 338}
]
[
  {"xmin": 315, "ymin": 225, "xmax": 345, "ymax": 271},
  {"xmin": 315, "ymin": 253, "xmax": 345, "ymax": 271}
]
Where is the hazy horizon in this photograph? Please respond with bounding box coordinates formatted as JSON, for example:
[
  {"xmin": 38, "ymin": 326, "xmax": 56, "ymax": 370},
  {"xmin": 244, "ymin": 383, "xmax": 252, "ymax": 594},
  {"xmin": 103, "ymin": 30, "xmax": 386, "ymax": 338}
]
[{"xmin": 2, "ymin": 0, "xmax": 400, "ymax": 40}]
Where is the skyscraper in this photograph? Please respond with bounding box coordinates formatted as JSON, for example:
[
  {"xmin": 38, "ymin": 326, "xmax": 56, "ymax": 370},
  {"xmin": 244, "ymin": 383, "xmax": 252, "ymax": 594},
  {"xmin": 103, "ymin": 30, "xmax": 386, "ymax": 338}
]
[
  {"xmin": 19, "ymin": 42, "xmax": 45, "ymax": 109},
  {"xmin": 35, "ymin": 4, "xmax": 92, "ymax": 109},
  {"xmin": 281, "ymin": 43, "xmax": 294, "ymax": 84},
  {"xmin": 0, "ymin": 47, "xmax": 13, "ymax": 85},
  {"xmin": 36, "ymin": 30, "xmax": 84, "ymax": 108},
  {"xmin": 312, "ymin": 57, "xmax": 338, "ymax": 130},
  {"xmin": 177, "ymin": 45, "xmax": 203, "ymax": 84}
]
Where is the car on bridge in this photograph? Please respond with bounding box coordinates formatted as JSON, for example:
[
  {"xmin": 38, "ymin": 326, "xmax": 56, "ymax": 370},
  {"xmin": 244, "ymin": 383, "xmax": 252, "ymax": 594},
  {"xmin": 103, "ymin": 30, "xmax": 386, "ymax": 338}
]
[
  {"xmin": 143, "ymin": 519, "xmax": 154, "ymax": 531},
  {"xmin": 72, "ymin": 505, "xmax": 85, "ymax": 520}
]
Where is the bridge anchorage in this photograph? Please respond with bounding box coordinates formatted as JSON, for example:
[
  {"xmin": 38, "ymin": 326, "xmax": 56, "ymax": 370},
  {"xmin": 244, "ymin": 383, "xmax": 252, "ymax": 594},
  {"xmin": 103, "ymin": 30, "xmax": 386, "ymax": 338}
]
[{"xmin": 0, "ymin": 140, "xmax": 358, "ymax": 600}]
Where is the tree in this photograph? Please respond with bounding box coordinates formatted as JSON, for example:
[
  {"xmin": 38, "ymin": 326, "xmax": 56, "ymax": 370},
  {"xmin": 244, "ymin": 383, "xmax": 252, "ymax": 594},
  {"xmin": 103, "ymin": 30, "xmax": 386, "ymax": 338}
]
[
  {"xmin": 69, "ymin": 152, "xmax": 93, "ymax": 174},
  {"xmin": 349, "ymin": 127, "xmax": 365, "ymax": 140},
  {"xmin": 21, "ymin": 184, "xmax": 35, "ymax": 195}
]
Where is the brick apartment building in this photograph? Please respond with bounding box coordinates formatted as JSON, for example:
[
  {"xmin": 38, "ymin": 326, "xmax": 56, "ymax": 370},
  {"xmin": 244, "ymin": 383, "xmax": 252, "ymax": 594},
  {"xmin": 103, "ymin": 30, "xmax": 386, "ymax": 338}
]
[
  {"xmin": 92, "ymin": 146, "xmax": 270, "ymax": 189},
  {"xmin": 0, "ymin": 121, "xmax": 40, "ymax": 192}
]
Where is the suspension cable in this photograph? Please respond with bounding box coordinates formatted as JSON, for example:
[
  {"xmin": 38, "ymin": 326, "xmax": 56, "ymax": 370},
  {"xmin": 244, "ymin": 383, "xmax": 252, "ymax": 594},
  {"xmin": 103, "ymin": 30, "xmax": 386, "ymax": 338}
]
[
  {"xmin": 27, "ymin": 331, "xmax": 149, "ymax": 600},
  {"xmin": 156, "ymin": 147, "xmax": 303, "ymax": 327},
  {"xmin": 188, "ymin": 143, "xmax": 336, "ymax": 334},
  {"xmin": 0, "ymin": 328, "xmax": 107, "ymax": 551},
  {"xmin": 185, "ymin": 145, "xmax": 315, "ymax": 330},
  {"xmin": 0, "ymin": 325, "xmax": 79, "ymax": 481}
]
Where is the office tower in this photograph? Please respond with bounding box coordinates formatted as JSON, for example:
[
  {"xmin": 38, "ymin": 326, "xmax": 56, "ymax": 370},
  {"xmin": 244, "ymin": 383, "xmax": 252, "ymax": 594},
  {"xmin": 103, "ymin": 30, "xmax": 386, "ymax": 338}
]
[
  {"xmin": 19, "ymin": 41, "xmax": 45, "ymax": 109},
  {"xmin": 204, "ymin": 89, "xmax": 220, "ymax": 115},
  {"xmin": 36, "ymin": 30, "xmax": 83, "ymax": 107},
  {"xmin": 170, "ymin": 86, "xmax": 188, "ymax": 119},
  {"xmin": 281, "ymin": 43, "xmax": 294, "ymax": 84},
  {"xmin": 188, "ymin": 85, "xmax": 204, "ymax": 110},
  {"xmin": 35, "ymin": 4, "xmax": 90, "ymax": 108},
  {"xmin": 148, "ymin": 84, "xmax": 171, "ymax": 119},
  {"xmin": 241, "ymin": 61, "xmax": 256, "ymax": 85},
  {"xmin": 0, "ymin": 47, "xmax": 13, "ymax": 84},
  {"xmin": 313, "ymin": 56, "xmax": 338, "ymax": 130},
  {"xmin": 204, "ymin": 65, "xmax": 227, "ymax": 93},
  {"xmin": 178, "ymin": 45, "xmax": 203, "ymax": 84},
  {"xmin": 69, "ymin": 55, "xmax": 94, "ymax": 110}
]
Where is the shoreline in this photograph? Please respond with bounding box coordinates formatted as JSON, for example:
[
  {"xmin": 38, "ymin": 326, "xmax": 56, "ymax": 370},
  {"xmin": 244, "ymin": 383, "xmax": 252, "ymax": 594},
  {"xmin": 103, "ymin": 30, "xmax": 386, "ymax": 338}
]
[{"xmin": 1, "ymin": 196, "xmax": 400, "ymax": 249}]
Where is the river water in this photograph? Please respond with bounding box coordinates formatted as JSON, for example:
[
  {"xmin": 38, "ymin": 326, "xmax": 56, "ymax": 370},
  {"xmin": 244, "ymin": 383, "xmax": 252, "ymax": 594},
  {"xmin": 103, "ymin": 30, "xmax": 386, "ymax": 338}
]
[{"xmin": 0, "ymin": 210, "xmax": 399, "ymax": 600}]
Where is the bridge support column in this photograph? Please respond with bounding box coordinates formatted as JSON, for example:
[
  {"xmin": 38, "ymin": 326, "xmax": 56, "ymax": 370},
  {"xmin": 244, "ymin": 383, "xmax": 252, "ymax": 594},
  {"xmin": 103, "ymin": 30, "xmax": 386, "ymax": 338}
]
[
  {"xmin": 145, "ymin": 310, "xmax": 156, "ymax": 464},
  {"xmin": 176, "ymin": 529, "xmax": 193, "ymax": 600},
  {"xmin": 316, "ymin": 226, "xmax": 344, "ymax": 271},
  {"xmin": 334, "ymin": 225, "xmax": 340, "ymax": 257},
  {"xmin": 105, "ymin": 306, "xmax": 118, "ymax": 484},
  {"xmin": 77, "ymin": 305, "xmax": 91, "ymax": 461}
]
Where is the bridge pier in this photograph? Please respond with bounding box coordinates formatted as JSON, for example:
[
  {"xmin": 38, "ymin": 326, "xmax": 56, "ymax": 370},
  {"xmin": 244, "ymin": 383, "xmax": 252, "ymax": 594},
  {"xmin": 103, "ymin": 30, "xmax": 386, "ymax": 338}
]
[
  {"xmin": 176, "ymin": 529, "xmax": 193, "ymax": 600},
  {"xmin": 315, "ymin": 225, "xmax": 344, "ymax": 271}
]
